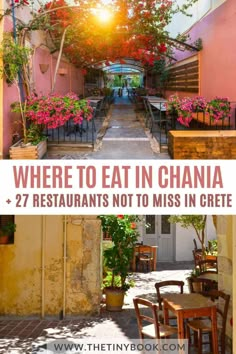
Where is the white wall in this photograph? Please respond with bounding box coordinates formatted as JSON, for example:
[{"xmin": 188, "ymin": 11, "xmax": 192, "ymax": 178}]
[
  {"xmin": 167, "ymin": 0, "xmax": 226, "ymax": 37},
  {"xmin": 175, "ymin": 216, "xmax": 217, "ymax": 261}
]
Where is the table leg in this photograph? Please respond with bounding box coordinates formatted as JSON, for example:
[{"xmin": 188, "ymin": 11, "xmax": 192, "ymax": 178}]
[
  {"xmin": 177, "ymin": 312, "xmax": 186, "ymax": 354},
  {"xmin": 152, "ymin": 247, "xmax": 157, "ymax": 271},
  {"xmin": 211, "ymin": 307, "xmax": 219, "ymax": 354},
  {"xmin": 163, "ymin": 302, "xmax": 169, "ymax": 325},
  {"xmin": 131, "ymin": 249, "xmax": 136, "ymax": 271}
]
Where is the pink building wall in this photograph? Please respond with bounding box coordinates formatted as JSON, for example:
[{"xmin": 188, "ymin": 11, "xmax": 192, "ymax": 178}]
[
  {"xmin": 2, "ymin": 19, "xmax": 84, "ymax": 158},
  {"xmin": 167, "ymin": 0, "xmax": 236, "ymax": 102}
]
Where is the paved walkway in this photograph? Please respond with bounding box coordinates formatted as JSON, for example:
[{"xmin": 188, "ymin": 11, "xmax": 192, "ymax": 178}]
[
  {"xmin": 0, "ymin": 263, "xmax": 195, "ymax": 354},
  {"xmin": 47, "ymin": 93, "xmax": 170, "ymax": 160}
]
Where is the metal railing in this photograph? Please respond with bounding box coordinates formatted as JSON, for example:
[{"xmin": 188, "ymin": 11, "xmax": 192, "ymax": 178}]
[
  {"xmin": 45, "ymin": 95, "xmax": 113, "ymax": 147},
  {"xmin": 142, "ymin": 99, "xmax": 236, "ymax": 153},
  {"xmin": 46, "ymin": 116, "xmax": 96, "ymax": 147}
]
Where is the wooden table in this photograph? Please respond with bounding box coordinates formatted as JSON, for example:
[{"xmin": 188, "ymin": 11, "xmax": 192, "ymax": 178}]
[
  {"xmin": 86, "ymin": 96, "xmax": 104, "ymax": 101},
  {"xmin": 148, "ymin": 98, "xmax": 167, "ymax": 103},
  {"xmin": 163, "ymin": 293, "xmax": 218, "ymax": 354},
  {"xmin": 150, "ymin": 102, "xmax": 167, "ymax": 111},
  {"xmin": 141, "ymin": 96, "xmax": 164, "ymax": 101},
  {"xmin": 131, "ymin": 245, "xmax": 158, "ymax": 272}
]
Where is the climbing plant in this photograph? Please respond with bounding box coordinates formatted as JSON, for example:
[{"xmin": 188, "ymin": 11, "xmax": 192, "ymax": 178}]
[
  {"xmin": 0, "ymin": 34, "xmax": 32, "ymax": 85},
  {"xmin": 2, "ymin": 0, "xmax": 200, "ymax": 68},
  {"xmin": 0, "ymin": 34, "xmax": 33, "ymax": 142},
  {"xmin": 0, "ymin": 0, "xmax": 201, "ymax": 97}
]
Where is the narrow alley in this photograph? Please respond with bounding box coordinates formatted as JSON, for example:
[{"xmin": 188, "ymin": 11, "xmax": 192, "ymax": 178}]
[{"xmin": 47, "ymin": 90, "xmax": 170, "ymax": 160}]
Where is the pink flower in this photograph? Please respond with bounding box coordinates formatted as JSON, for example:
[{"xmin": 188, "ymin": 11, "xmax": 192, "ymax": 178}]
[{"xmin": 24, "ymin": 92, "xmax": 93, "ymax": 130}]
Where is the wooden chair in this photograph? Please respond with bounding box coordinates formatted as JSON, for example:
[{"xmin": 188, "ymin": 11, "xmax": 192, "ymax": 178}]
[
  {"xmin": 155, "ymin": 280, "xmax": 184, "ymax": 323},
  {"xmin": 94, "ymin": 98, "xmax": 108, "ymax": 118},
  {"xmin": 192, "ymin": 249, "xmax": 203, "ymax": 269},
  {"xmin": 186, "ymin": 290, "xmax": 230, "ymax": 354},
  {"xmin": 198, "ymin": 259, "xmax": 218, "ymax": 273},
  {"xmin": 188, "ymin": 277, "xmax": 217, "ymax": 294},
  {"xmin": 143, "ymin": 98, "xmax": 151, "ymax": 128},
  {"xmin": 146, "ymin": 100, "xmax": 162, "ymax": 136},
  {"xmin": 136, "ymin": 245, "xmax": 153, "ymax": 272},
  {"xmin": 193, "ymin": 238, "xmax": 198, "ymax": 250},
  {"xmin": 133, "ymin": 297, "xmax": 177, "ymax": 341}
]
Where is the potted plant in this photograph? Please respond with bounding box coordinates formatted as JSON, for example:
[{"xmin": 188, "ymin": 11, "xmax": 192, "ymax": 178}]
[
  {"xmin": 99, "ymin": 215, "xmax": 140, "ymax": 311},
  {"xmin": 0, "ymin": 35, "xmax": 32, "ymax": 144},
  {"xmin": 206, "ymin": 97, "xmax": 231, "ymax": 122},
  {"xmin": 205, "ymin": 239, "xmax": 218, "ymax": 262},
  {"xmin": 167, "ymin": 95, "xmax": 207, "ymax": 127},
  {"xmin": 0, "ymin": 222, "xmax": 16, "ymax": 244},
  {"xmin": 0, "ymin": 36, "xmax": 46, "ymax": 158},
  {"xmin": 167, "ymin": 95, "xmax": 230, "ymax": 127},
  {"xmin": 186, "ymin": 268, "xmax": 202, "ymax": 293},
  {"xmin": 207, "ymin": 239, "xmax": 218, "ymax": 256}
]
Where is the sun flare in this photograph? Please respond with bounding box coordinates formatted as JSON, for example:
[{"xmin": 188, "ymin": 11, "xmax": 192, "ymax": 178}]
[{"xmin": 97, "ymin": 8, "xmax": 113, "ymax": 23}]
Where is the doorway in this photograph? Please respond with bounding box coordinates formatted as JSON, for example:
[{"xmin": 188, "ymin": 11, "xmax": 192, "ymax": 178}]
[{"xmin": 143, "ymin": 215, "xmax": 175, "ymax": 262}]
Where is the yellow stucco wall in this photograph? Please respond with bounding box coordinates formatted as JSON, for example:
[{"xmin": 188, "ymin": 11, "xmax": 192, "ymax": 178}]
[
  {"xmin": 233, "ymin": 216, "xmax": 236, "ymax": 354},
  {"xmin": 0, "ymin": 216, "xmax": 42, "ymax": 315},
  {"xmin": 0, "ymin": 215, "xmax": 102, "ymax": 316},
  {"xmin": 0, "ymin": 1, "xmax": 3, "ymax": 160},
  {"xmin": 217, "ymin": 215, "xmax": 234, "ymax": 350},
  {"xmin": 66, "ymin": 216, "xmax": 102, "ymax": 315}
]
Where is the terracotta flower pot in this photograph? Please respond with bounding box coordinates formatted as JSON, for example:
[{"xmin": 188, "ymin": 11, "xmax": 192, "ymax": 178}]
[{"xmin": 0, "ymin": 235, "xmax": 9, "ymax": 244}]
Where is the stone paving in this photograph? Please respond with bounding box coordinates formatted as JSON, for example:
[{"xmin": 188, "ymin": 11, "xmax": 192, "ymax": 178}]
[
  {"xmin": 0, "ymin": 263, "xmax": 194, "ymax": 354},
  {"xmin": 46, "ymin": 93, "xmax": 170, "ymax": 160}
]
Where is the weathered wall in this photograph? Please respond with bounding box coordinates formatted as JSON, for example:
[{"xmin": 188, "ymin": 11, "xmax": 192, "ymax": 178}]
[
  {"xmin": 65, "ymin": 216, "xmax": 102, "ymax": 315},
  {"xmin": 217, "ymin": 215, "xmax": 233, "ymax": 352},
  {"xmin": 0, "ymin": 215, "xmax": 101, "ymax": 316}
]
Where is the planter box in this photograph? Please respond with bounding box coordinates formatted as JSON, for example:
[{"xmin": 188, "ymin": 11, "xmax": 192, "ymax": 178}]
[
  {"xmin": 191, "ymin": 112, "xmax": 230, "ymax": 128},
  {"xmin": 10, "ymin": 140, "xmax": 47, "ymax": 160},
  {"xmin": 168, "ymin": 130, "xmax": 236, "ymax": 159}
]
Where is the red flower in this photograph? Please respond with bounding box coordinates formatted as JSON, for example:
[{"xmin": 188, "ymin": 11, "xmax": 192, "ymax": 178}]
[
  {"xmin": 130, "ymin": 222, "xmax": 136, "ymax": 229},
  {"xmin": 117, "ymin": 215, "xmax": 124, "ymax": 219}
]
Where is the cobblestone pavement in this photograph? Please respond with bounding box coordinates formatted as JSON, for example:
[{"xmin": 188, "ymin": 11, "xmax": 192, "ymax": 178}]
[{"xmin": 0, "ymin": 263, "xmax": 196, "ymax": 354}]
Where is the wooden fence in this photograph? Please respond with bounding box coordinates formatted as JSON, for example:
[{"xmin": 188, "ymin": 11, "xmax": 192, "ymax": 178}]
[{"xmin": 166, "ymin": 60, "xmax": 199, "ymax": 93}]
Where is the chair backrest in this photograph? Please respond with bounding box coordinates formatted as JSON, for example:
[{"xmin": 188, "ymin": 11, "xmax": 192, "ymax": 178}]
[
  {"xmin": 133, "ymin": 297, "xmax": 160, "ymax": 339},
  {"xmin": 138, "ymin": 245, "xmax": 153, "ymax": 257},
  {"xmin": 193, "ymin": 238, "xmax": 198, "ymax": 250},
  {"xmin": 188, "ymin": 277, "xmax": 217, "ymax": 294},
  {"xmin": 155, "ymin": 280, "xmax": 184, "ymax": 309},
  {"xmin": 146, "ymin": 100, "xmax": 159, "ymax": 122},
  {"xmin": 198, "ymin": 259, "xmax": 218, "ymax": 273},
  {"xmin": 143, "ymin": 98, "xmax": 149, "ymax": 113},
  {"xmin": 192, "ymin": 249, "xmax": 203, "ymax": 268},
  {"xmin": 206, "ymin": 290, "xmax": 230, "ymax": 336}
]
